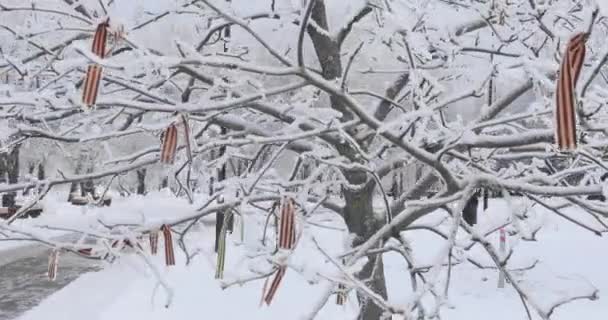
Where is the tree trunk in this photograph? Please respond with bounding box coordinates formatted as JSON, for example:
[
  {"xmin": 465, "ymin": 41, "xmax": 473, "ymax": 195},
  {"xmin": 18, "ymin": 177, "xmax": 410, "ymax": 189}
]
[
  {"xmin": 80, "ymin": 167, "xmax": 94, "ymax": 198},
  {"xmin": 342, "ymin": 171, "xmax": 388, "ymax": 320},
  {"xmin": 68, "ymin": 158, "xmax": 83, "ymax": 202},
  {"xmin": 463, "ymin": 191, "xmax": 479, "ymax": 226},
  {"xmin": 24, "ymin": 163, "xmax": 36, "ymax": 195},
  {"xmin": 37, "ymin": 163, "xmax": 45, "ymax": 194},
  {"xmin": 307, "ymin": 2, "xmax": 387, "ymax": 317},
  {"xmin": 136, "ymin": 169, "xmax": 146, "ymax": 195},
  {"xmin": 1, "ymin": 145, "xmax": 20, "ymax": 207},
  {"xmin": 7, "ymin": 145, "xmax": 19, "ymax": 185},
  {"xmin": 2, "ymin": 145, "xmax": 20, "ymax": 207}
]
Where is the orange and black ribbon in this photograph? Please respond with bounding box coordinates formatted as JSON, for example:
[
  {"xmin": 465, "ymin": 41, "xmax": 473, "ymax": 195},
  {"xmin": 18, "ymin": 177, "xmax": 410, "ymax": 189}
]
[
  {"xmin": 262, "ymin": 197, "xmax": 297, "ymax": 305},
  {"xmin": 82, "ymin": 19, "xmax": 109, "ymax": 109},
  {"xmin": 160, "ymin": 124, "xmax": 178, "ymax": 164},
  {"xmin": 555, "ymin": 32, "xmax": 588, "ymax": 151},
  {"xmin": 278, "ymin": 197, "xmax": 296, "ymax": 250},
  {"xmin": 161, "ymin": 225, "xmax": 175, "ymax": 266},
  {"xmin": 111, "ymin": 238, "xmax": 143, "ymax": 251},
  {"xmin": 263, "ymin": 267, "xmax": 286, "ymax": 305}
]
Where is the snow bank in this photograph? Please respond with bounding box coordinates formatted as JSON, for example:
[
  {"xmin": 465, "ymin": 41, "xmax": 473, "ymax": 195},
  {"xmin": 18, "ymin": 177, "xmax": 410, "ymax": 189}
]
[{"xmin": 16, "ymin": 198, "xmax": 608, "ymax": 319}]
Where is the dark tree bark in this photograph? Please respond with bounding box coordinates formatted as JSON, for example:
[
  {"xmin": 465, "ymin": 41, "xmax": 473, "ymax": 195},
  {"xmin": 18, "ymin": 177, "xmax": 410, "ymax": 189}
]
[
  {"xmin": 399, "ymin": 171, "xmax": 404, "ymax": 196},
  {"xmin": 217, "ymin": 127, "xmax": 233, "ymax": 234},
  {"xmin": 80, "ymin": 167, "xmax": 95, "ymax": 198},
  {"xmin": 308, "ymin": 2, "xmax": 353, "ymax": 122},
  {"xmin": 37, "ymin": 163, "xmax": 45, "ymax": 180},
  {"xmin": 37, "ymin": 163, "xmax": 45, "ymax": 194},
  {"xmin": 220, "ymin": 3, "xmax": 234, "ymax": 234},
  {"xmin": 0, "ymin": 145, "xmax": 20, "ymax": 207},
  {"xmin": 7, "ymin": 145, "xmax": 19, "ymax": 185},
  {"xmin": 342, "ymin": 173, "xmax": 387, "ymax": 320},
  {"xmin": 390, "ymin": 173, "xmax": 398, "ymax": 200},
  {"xmin": 68, "ymin": 159, "xmax": 83, "ymax": 202},
  {"xmin": 209, "ymin": 176, "xmax": 215, "ymax": 196},
  {"xmin": 28, "ymin": 163, "xmax": 35, "ymax": 175},
  {"xmin": 214, "ymin": 167, "xmax": 225, "ymax": 252},
  {"xmin": 463, "ymin": 191, "xmax": 479, "ymax": 226},
  {"xmin": 63, "ymin": 0, "xmax": 92, "ymax": 19},
  {"xmin": 307, "ymin": 2, "xmax": 385, "ymax": 319},
  {"xmin": 483, "ymin": 188, "xmax": 489, "ymax": 210},
  {"xmin": 23, "ymin": 163, "xmax": 36, "ymax": 195},
  {"xmin": 136, "ymin": 169, "xmax": 146, "ymax": 195}
]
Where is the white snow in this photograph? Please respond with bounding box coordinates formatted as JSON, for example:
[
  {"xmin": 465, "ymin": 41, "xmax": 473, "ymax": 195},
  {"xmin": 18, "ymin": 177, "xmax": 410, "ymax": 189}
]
[{"xmin": 12, "ymin": 197, "xmax": 608, "ymax": 320}]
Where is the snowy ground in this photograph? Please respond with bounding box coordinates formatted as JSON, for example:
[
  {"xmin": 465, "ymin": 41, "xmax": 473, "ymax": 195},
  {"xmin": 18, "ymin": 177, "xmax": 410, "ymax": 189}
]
[
  {"xmin": 0, "ymin": 247, "xmax": 100, "ymax": 320},
  {"xmin": 8, "ymin": 196, "xmax": 608, "ymax": 320}
]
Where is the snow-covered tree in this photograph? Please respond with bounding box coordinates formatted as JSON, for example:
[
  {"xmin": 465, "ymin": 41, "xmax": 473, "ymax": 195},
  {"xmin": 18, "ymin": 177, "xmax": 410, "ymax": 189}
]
[{"xmin": 2, "ymin": 0, "xmax": 608, "ymax": 319}]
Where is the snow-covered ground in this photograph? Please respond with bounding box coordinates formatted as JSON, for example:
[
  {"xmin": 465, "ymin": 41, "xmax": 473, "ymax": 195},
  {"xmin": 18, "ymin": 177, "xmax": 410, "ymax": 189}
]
[
  {"xmin": 10, "ymin": 197, "xmax": 608, "ymax": 320},
  {"xmin": 0, "ymin": 193, "xmax": 82, "ymax": 266}
]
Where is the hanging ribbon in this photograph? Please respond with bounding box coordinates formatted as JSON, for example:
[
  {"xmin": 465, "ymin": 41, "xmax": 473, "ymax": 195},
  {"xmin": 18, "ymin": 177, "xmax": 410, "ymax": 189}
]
[
  {"xmin": 263, "ymin": 267, "xmax": 286, "ymax": 305},
  {"xmin": 162, "ymin": 225, "xmax": 175, "ymax": 266},
  {"xmin": 262, "ymin": 197, "xmax": 297, "ymax": 305},
  {"xmin": 111, "ymin": 238, "xmax": 143, "ymax": 251},
  {"xmin": 47, "ymin": 249, "xmax": 59, "ymax": 281},
  {"xmin": 77, "ymin": 248, "xmax": 92, "ymax": 256},
  {"xmin": 555, "ymin": 32, "xmax": 588, "ymax": 151},
  {"xmin": 214, "ymin": 210, "xmax": 224, "ymax": 253},
  {"xmin": 215, "ymin": 211, "xmax": 231, "ymax": 279},
  {"xmin": 160, "ymin": 124, "xmax": 178, "ymax": 165},
  {"xmin": 81, "ymin": 19, "xmax": 109, "ymax": 109},
  {"xmin": 259, "ymin": 276, "xmax": 270, "ymax": 307}
]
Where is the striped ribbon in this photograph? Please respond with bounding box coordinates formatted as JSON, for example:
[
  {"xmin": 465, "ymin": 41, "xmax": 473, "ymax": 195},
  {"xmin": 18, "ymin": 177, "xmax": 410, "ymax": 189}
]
[
  {"xmin": 263, "ymin": 267, "xmax": 286, "ymax": 305},
  {"xmin": 81, "ymin": 19, "xmax": 109, "ymax": 109},
  {"xmin": 259, "ymin": 276, "xmax": 270, "ymax": 307},
  {"xmin": 150, "ymin": 231, "xmax": 159, "ymax": 255},
  {"xmin": 162, "ymin": 225, "xmax": 175, "ymax": 266},
  {"xmin": 261, "ymin": 197, "xmax": 297, "ymax": 305},
  {"xmin": 47, "ymin": 249, "xmax": 59, "ymax": 281},
  {"xmin": 215, "ymin": 211, "xmax": 231, "ymax": 279},
  {"xmin": 77, "ymin": 248, "xmax": 92, "ymax": 256},
  {"xmin": 555, "ymin": 32, "xmax": 588, "ymax": 151},
  {"xmin": 110, "ymin": 239, "xmax": 143, "ymax": 252},
  {"xmin": 278, "ymin": 197, "xmax": 296, "ymax": 250},
  {"xmin": 160, "ymin": 124, "xmax": 178, "ymax": 164}
]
